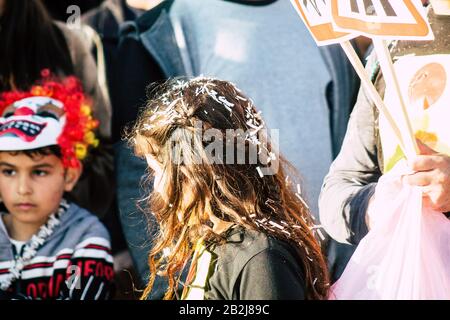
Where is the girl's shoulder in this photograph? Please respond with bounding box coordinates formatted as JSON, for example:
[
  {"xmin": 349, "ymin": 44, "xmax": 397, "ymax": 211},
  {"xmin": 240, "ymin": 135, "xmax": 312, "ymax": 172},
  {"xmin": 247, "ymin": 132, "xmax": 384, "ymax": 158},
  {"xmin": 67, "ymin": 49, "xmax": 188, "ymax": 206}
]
[
  {"xmin": 204, "ymin": 226, "xmax": 304, "ymax": 299},
  {"xmin": 209, "ymin": 225, "xmax": 300, "ymax": 274}
]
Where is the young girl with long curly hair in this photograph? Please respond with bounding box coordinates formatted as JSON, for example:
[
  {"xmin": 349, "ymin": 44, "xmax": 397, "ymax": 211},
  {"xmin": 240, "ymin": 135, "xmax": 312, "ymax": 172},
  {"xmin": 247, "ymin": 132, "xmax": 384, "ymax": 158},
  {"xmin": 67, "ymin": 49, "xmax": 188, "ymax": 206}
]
[{"xmin": 130, "ymin": 77, "xmax": 329, "ymax": 300}]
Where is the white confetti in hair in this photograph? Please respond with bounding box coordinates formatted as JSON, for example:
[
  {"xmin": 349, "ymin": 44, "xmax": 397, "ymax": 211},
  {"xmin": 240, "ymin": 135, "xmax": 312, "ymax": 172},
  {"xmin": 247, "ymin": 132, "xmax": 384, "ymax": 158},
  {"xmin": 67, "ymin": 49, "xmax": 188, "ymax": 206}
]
[
  {"xmin": 295, "ymin": 192, "xmax": 310, "ymax": 211},
  {"xmin": 310, "ymin": 225, "xmax": 326, "ymax": 241},
  {"xmin": 145, "ymin": 77, "xmax": 277, "ymax": 167},
  {"xmin": 269, "ymin": 220, "xmax": 285, "ymax": 230},
  {"xmin": 256, "ymin": 166, "xmax": 264, "ymax": 178}
]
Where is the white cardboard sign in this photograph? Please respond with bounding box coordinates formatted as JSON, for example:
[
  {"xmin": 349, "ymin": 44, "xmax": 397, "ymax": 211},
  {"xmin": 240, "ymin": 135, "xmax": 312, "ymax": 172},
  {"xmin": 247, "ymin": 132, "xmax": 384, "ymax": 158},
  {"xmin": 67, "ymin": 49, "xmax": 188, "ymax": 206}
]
[{"xmin": 331, "ymin": 0, "xmax": 434, "ymax": 40}]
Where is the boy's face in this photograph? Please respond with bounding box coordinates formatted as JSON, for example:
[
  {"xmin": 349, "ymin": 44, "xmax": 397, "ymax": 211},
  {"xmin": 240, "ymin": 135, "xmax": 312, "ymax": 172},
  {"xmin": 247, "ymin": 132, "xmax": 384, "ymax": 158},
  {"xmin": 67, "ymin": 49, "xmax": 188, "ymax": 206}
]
[{"xmin": 0, "ymin": 152, "xmax": 80, "ymax": 226}]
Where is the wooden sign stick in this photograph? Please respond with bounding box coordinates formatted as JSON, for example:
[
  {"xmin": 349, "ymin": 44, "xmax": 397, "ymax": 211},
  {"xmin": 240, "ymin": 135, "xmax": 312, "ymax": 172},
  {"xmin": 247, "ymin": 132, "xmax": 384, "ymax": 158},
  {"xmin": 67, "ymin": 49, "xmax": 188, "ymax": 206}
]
[
  {"xmin": 340, "ymin": 40, "xmax": 406, "ymax": 155},
  {"xmin": 372, "ymin": 39, "xmax": 419, "ymax": 159}
]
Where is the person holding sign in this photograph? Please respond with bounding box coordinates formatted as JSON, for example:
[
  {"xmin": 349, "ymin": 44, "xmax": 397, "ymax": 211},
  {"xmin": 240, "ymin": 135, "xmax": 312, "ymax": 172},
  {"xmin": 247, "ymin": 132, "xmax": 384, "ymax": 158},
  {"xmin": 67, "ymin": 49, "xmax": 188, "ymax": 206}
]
[
  {"xmin": 292, "ymin": 0, "xmax": 450, "ymax": 299},
  {"xmin": 319, "ymin": 0, "xmax": 450, "ymax": 250}
]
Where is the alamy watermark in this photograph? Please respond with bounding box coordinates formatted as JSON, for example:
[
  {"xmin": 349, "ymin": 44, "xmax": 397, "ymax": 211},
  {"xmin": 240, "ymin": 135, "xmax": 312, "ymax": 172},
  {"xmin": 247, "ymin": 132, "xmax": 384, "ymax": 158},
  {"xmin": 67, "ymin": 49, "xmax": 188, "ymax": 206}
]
[
  {"xmin": 66, "ymin": 5, "xmax": 81, "ymax": 30},
  {"xmin": 66, "ymin": 265, "xmax": 82, "ymax": 290},
  {"xmin": 159, "ymin": 120, "xmax": 280, "ymax": 176}
]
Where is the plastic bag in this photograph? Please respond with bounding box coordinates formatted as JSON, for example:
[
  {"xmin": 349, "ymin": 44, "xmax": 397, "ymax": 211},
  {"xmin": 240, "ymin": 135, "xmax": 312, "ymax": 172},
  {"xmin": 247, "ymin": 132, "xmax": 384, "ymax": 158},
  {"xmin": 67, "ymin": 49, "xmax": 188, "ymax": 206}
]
[{"xmin": 330, "ymin": 161, "xmax": 450, "ymax": 299}]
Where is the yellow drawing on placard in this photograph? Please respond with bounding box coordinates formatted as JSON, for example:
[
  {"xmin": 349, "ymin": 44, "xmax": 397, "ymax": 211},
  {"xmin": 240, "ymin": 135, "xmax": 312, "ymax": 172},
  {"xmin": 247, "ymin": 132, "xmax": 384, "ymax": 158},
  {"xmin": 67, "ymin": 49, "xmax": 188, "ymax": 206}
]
[{"xmin": 380, "ymin": 55, "xmax": 450, "ymax": 173}]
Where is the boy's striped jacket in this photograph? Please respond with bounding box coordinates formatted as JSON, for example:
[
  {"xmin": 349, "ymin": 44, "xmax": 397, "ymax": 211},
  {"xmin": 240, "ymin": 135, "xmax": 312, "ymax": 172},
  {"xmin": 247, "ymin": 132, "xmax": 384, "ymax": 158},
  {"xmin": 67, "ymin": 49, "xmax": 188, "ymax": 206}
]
[{"xmin": 0, "ymin": 203, "xmax": 114, "ymax": 300}]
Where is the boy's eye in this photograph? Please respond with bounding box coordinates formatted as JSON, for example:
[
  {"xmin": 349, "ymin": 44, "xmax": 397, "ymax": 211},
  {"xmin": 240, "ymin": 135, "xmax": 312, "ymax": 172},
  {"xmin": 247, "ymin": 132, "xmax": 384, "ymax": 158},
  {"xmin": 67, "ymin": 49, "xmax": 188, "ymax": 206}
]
[
  {"xmin": 1, "ymin": 169, "xmax": 16, "ymax": 176},
  {"xmin": 32, "ymin": 170, "xmax": 48, "ymax": 177}
]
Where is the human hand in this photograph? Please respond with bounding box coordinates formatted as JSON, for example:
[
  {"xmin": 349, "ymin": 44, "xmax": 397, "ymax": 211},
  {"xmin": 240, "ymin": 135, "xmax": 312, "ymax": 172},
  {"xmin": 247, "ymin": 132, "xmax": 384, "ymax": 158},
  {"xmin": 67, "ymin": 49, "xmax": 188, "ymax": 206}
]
[{"xmin": 404, "ymin": 141, "xmax": 450, "ymax": 212}]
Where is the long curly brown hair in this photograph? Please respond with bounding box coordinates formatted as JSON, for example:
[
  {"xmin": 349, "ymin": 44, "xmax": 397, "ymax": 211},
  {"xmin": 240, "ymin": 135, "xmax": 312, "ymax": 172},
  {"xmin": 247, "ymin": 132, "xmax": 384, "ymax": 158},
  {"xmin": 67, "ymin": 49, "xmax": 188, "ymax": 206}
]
[{"xmin": 129, "ymin": 77, "xmax": 329, "ymax": 300}]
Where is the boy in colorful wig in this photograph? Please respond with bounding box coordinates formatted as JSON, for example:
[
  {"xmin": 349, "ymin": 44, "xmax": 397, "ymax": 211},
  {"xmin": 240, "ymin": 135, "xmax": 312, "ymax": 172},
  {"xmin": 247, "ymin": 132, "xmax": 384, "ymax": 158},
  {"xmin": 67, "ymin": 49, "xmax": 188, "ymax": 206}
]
[{"xmin": 0, "ymin": 74, "xmax": 114, "ymax": 299}]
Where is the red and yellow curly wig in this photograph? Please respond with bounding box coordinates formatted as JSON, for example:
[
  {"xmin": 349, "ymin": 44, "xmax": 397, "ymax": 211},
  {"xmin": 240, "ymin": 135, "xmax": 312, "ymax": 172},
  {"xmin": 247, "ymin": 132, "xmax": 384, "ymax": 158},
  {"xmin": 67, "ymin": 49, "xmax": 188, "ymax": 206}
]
[{"xmin": 0, "ymin": 70, "xmax": 99, "ymax": 168}]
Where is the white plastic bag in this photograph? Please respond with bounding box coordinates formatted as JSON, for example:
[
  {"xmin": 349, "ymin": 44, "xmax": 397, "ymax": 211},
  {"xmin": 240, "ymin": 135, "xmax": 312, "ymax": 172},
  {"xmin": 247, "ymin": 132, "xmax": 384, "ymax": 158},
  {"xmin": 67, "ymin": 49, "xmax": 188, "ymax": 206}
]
[{"xmin": 330, "ymin": 162, "xmax": 450, "ymax": 299}]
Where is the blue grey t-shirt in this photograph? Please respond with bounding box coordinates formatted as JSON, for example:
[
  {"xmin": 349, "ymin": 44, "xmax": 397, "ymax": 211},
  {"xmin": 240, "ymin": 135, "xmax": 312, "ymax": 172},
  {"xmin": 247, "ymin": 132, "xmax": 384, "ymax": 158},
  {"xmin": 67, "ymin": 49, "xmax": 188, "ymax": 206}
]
[{"xmin": 169, "ymin": 0, "xmax": 335, "ymax": 216}]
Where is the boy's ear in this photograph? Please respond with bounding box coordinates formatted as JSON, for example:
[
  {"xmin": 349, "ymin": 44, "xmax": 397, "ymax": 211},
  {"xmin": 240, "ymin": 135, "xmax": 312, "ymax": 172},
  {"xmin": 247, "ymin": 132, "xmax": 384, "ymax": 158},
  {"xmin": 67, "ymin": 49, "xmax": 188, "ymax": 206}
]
[{"xmin": 63, "ymin": 163, "xmax": 83, "ymax": 192}]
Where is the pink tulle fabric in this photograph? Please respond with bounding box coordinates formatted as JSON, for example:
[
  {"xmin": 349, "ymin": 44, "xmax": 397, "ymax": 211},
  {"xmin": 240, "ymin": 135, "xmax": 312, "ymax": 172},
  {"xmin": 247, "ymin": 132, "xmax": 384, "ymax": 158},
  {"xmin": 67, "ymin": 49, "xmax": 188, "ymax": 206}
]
[{"xmin": 330, "ymin": 162, "xmax": 450, "ymax": 299}]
